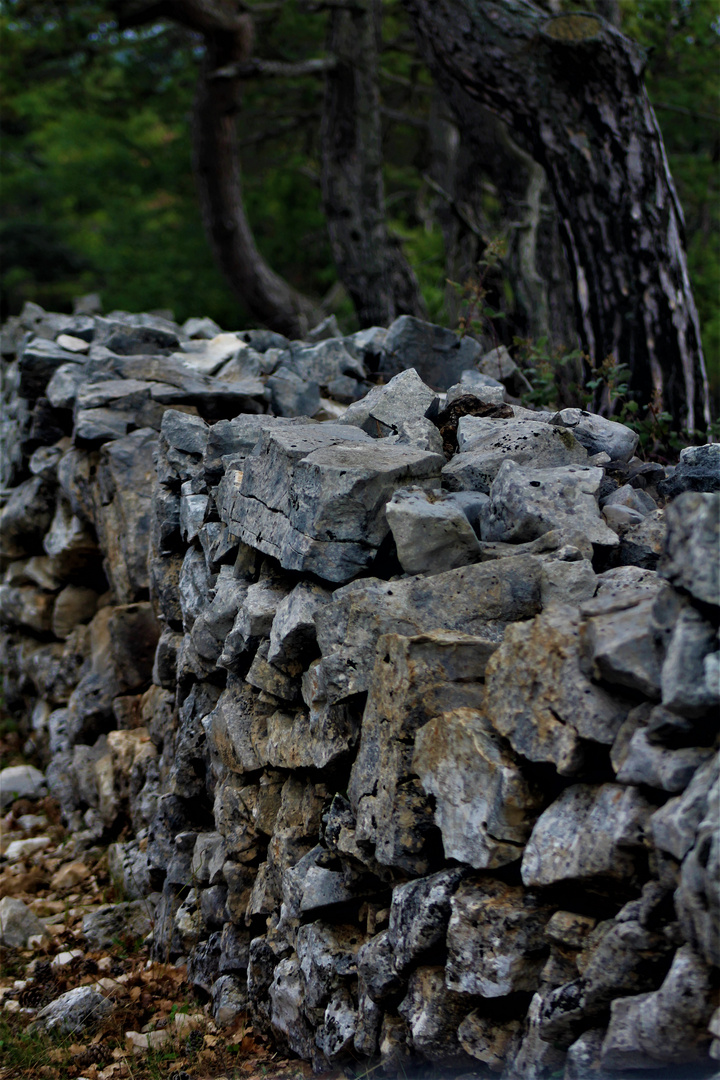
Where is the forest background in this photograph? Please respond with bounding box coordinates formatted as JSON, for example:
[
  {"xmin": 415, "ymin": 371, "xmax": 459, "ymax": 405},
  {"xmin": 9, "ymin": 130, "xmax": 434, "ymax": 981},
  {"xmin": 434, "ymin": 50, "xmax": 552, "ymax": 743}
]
[{"xmin": 1, "ymin": 0, "xmax": 718, "ymax": 413}]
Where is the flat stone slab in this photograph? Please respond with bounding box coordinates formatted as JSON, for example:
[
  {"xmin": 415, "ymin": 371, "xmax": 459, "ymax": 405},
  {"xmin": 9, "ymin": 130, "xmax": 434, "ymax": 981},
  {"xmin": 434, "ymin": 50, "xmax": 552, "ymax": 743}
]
[
  {"xmin": 316, "ymin": 555, "xmax": 542, "ymax": 703},
  {"xmin": 229, "ymin": 425, "xmax": 443, "ymax": 582}
]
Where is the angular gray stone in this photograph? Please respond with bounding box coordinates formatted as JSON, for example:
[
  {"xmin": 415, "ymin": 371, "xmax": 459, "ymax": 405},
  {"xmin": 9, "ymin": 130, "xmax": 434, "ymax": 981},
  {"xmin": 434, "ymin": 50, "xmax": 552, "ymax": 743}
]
[
  {"xmin": 386, "ymin": 487, "xmax": 481, "ymax": 575},
  {"xmin": 675, "ymin": 765, "xmax": 720, "ymax": 967},
  {"xmin": 600, "ymin": 945, "xmax": 715, "ymax": 1070},
  {"xmin": 357, "ymin": 929, "xmax": 404, "ymax": 1002},
  {"xmin": 521, "ymin": 784, "xmax": 653, "ymax": 888},
  {"xmin": 340, "ymin": 368, "xmax": 439, "ymax": 436},
  {"xmin": 0, "ymin": 896, "xmax": 46, "ymax": 947},
  {"xmin": 0, "ymin": 764, "xmax": 46, "ymax": 808},
  {"xmin": 551, "ymin": 408, "xmax": 639, "ymax": 461},
  {"xmin": 657, "ymin": 441, "xmax": 720, "ymax": 498},
  {"xmin": 614, "ymin": 726, "xmax": 713, "ymax": 792},
  {"xmin": 484, "ymin": 606, "xmax": 630, "ymax": 776},
  {"xmin": 286, "ymin": 336, "xmax": 365, "ymax": 385},
  {"xmin": 650, "ymin": 752, "xmax": 718, "ymax": 863},
  {"xmin": 267, "ymin": 581, "xmax": 331, "ymax": 668},
  {"xmin": 348, "ymin": 633, "xmax": 503, "ymax": 874},
  {"xmin": 457, "ymin": 1010, "xmax": 522, "ymax": 1071},
  {"xmin": 388, "ymin": 868, "xmax": 466, "ymax": 974},
  {"xmin": 82, "ymin": 900, "xmax": 154, "ymax": 949},
  {"xmin": 446, "ymin": 877, "xmax": 553, "ymax": 997},
  {"xmin": 444, "ymin": 417, "xmax": 587, "ymax": 494},
  {"xmin": 661, "ymin": 602, "xmax": 719, "ymax": 717},
  {"xmin": 482, "ymin": 460, "xmax": 618, "ymax": 546},
  {"xmin": 414, "ymin": 707, "xmax": 542, "ymax": 869},
  {"xmin": 231, "ymin": 425, "xmax": 443, "ymax": 582},
  {"xmin": 580, "ymin": 594, "xmax": 663, "ymax": 699},
  {"xmin": 660, "ymin": 491, "xmax": 719, "ymax": 607},
  {"xmin": 379, "ymin": 316, "xmax": 482, "ymax": 389},
  {"xmin": 32, "ymin": 986, "xmax": 115, "ymax": 1035},
  {"xmin": 266, "ymin": 366, "xmax": 321, "ymax": 418},
  {"xmin": 540, "ymin": 558, "xmax": 597, "ymax": 607},
  {"xmin": 19, "ymin": 336, "xmax": 85, "ymax": 398},
  {"xmin": 190, "ymin": 564, "xmax": 247, "ymax": 662},
  {"xmin": 398, "ymin": 966, "xmax": 468, "ymax": 1064},
  {"xmin": 316, "ymin": 555, "xmax": 542, "ymax": 703}
]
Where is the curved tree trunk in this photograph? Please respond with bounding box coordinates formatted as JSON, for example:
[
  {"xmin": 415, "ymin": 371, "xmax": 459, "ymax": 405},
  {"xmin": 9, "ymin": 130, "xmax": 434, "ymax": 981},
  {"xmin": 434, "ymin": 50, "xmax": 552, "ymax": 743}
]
[
  {"xmin": 404, "ymin": 0, "xmax": 710, "ymax": 431},
  {"xmin": 114, "ymin": 0, "xmax": 322, "ymax": 338},
  {"xmin": 321, "ymin": 0, "xmax": 427, "ymax": 327}
]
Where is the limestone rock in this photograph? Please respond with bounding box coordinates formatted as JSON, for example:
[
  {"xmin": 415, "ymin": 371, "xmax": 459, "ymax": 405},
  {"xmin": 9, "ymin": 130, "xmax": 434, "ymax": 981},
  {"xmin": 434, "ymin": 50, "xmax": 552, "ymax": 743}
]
[
  {"xmin": 481, "ymin": 460, "xmax": 618, "ymax": 546},
  {"xmin": 600, "ymin": 945, "xmax": 716, "ymax": 1070},
  {"xmin": 386, "ymin": 487, "xmax": 481, "ymax": 574},
  {"xmin": 316, "ymin": 556, "xmax": 542, "ymax": 703},
  {"xmin": 379, "ymin": 315, "xmax": 482, "ymax": 389},
  {"xmin": 231, "ymin": 425, "xmax": 443, "ymax": 582},
  {"xmin": 660, "ymin": 491, "xmax": 719, "ymax": 607},
  {"xmin": 388, "ymin": 868, "xmax": 466, "ymax": 974},
  {"xmin": 444, "ymin": 417, "xmax": 587, "ymax": 494},
  {"xmin": 551, "ymin": 408, "xmax": 639, "ymax": 461},
  {"xmin": 0, "ymin": 764, "xmax": 46, "ymax": 808},
  {"xmin": 267, "ymin": 581, "xmax": 331, "ymax": 668},
  {"xmin": 349, "ymin": 633, "xmax": 493, "ymax": 873},
  {"xmin": 446, "ymin": 877, "xmax": 553, "ymax": 997},
  {"xmin": 650, "ymin": 752, "xmax": 718, "ymax": 863},
  {"xmin": 93, "ymin": 428, "xmax": 158, "ymax": 602},
  {"xmin": 457, "ymin": 1010, "xmax": 522, "ymax": 1071},
  {"xmin": 32, "ymin": 986, "xmax": 115, "ymax": 1035},
  {"xmin": 413, "ymin": 707, "xmax": 543, "ymax": 868},
  {"xmin": 657, "ymin": 441, "xmax": 720, "ymax": 498},
  {"xmin": 521, "ymin": 784, "xmax": 653, "ymax": 889},
  {"xmin": 398, "ymin": 966, "xmax": 468, "ymax": 1064},
  {"xmin": 484, "ymin": 606, "xmax": 629, "ymax": 775},
  {"xmin": 339, "ymin": 368, "xmax": 439, "ymax": 436},
  {"xmin": 82, "ymin": 900, "xmax": 154, "ymax": 949},
  {"xmin": 0, "ymin": 896, "xmax": 46, "ymax": 947}
]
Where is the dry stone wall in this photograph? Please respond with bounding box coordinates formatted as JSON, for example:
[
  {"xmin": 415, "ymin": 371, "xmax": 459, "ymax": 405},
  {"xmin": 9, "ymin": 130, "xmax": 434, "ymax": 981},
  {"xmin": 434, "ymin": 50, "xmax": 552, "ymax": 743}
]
[{"xmin": 1, "ymin": 301, "xmax": 719, "ymax": 1078}]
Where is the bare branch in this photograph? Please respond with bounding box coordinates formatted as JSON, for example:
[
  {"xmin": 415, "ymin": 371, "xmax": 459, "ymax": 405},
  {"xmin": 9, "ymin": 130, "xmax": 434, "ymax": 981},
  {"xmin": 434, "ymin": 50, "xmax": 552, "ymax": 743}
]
[
  {"xmin": 210, "ymin": 55, "xmax": 337, "ymax": 80},
  {"xmin": 422, "ymin": 173, "xmax": 485, "ymax": 241}
]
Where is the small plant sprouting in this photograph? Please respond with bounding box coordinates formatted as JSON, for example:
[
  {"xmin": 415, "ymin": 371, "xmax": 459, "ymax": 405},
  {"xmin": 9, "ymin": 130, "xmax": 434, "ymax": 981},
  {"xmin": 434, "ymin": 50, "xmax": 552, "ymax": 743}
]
[{"xmin": 450, "ymin": 235, "xmax": 508, "ymax": 345}]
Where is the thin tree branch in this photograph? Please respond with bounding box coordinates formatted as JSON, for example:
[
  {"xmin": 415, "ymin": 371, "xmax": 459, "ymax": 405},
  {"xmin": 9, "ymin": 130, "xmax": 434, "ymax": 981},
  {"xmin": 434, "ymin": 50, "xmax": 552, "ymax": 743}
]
[
  {"xmin": 422, "ymin": 173, "xmax": 485, "ymax": 241},
  {"xmin": 653, "ymin": 101, "xmax": 720, "ymax": 124},
  {"xmin": 210, "ymin": 56, "xmax": 337, "ymax": 80}
]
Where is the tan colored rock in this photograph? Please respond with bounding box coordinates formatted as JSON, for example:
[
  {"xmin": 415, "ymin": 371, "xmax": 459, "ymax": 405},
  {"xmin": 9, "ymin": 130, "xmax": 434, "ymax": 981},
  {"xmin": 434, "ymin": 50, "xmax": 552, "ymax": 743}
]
[
  {"xmin": 349, "ymin": 632, "xmax": 489, "ymax": 875},
  {"xmin": 413, "ymin": 707, "xmax": 542, "ymax": 869},
  {"xmin": 50, "ymin": 860, "xmax": 90, "ymax": 890},
  {"xmin": 484, "ymin": 605, "xmax": 629, "ymax": 775},
  {"xmin": 52, "ymin": 584, "xmax": 98, "ymax": 639}
]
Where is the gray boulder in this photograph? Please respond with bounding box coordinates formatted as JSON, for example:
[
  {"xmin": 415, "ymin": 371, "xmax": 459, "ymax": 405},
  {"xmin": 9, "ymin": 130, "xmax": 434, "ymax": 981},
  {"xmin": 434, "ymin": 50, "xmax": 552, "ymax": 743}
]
[
  {"xmin": 444, "ymin": 418, "xmax": 587, "ymax": 494},
  {"xmin": 340, "ymin": 368, "xmax": 439, "ymax": 436},
  {"xmin": 446, "ymin": 878, "xmax": 553, "ymax": 997},
  {"xmin": 379, "ymin": 316, "xmax": 483, "ymax": 390},
  {"xmin": 413, "ymin": 707, "xmax": 543, "ymax": 869},
  {"xmin": 482, "ymin": 460, "xmax": 619, "ymax": 545},
  {"xmin": 32, "ymin": 986, "xmax": 115, "ymax": 1035},
  {"xmin": 386, "ymin": 487, "xmax": 481, "ymax": 575},
  {"xmin": 521, "ymin": 783, "xmax": 653, "ymax": 888},
  {"xmin": 315, "ymin": 555, "xmax": 542, "ymax": 703},
  {"xmin": 230, "ymin": 424, "xmax": 443, "ymax": 582},
  {"xmin": 0, "ymin": 896, "xmax": 46, "ymax": 947},
  {"xmin": 660, "ymin": 491, "xmax": 719, "ymax": 607},
  {"xmin": 551, "ymin": 407, "xmax": 639, "ymax": 461}
]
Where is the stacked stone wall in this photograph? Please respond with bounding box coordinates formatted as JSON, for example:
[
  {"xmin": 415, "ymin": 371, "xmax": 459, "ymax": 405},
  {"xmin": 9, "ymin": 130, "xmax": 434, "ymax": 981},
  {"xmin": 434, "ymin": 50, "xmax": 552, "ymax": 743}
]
[{"xmin": 1, "ymin": 301, "xmax": 718, "ymax": 1077}]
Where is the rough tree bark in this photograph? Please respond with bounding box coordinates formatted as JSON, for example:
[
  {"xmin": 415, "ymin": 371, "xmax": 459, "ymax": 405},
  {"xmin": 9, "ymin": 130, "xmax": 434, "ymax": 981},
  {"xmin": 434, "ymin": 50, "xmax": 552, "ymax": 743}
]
[
  {"xmin": 320, "ymin": 0, "xmax": 427, "ymax": 326},
  {"xmin": 428, "ymin": 93, "xmax": 576, "ymax": 346},
  {"xmin": 404, "ymin": 0, "xmax": 710, "ymax": 431},
  {"xmin": 113, "ymin": 0, "xmax": 322, "ymax": 338}
]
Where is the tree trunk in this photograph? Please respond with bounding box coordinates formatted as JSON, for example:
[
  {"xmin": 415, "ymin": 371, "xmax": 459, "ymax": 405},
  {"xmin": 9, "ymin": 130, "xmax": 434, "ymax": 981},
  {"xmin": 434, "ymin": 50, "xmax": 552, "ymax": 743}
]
[
  {"xmin": 321, "ymin": 0, "xmax": 427, "ymax": 327},
  {"xmin": 404, "ymin": 0, "xmax": 710, "ymax": 432},
  {"xmin": 114, "ymin": 0, "xmax": 322, "ymax": 338}
]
